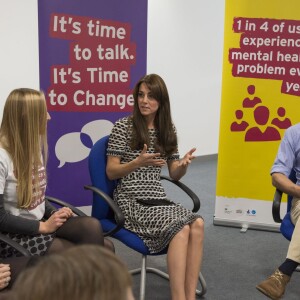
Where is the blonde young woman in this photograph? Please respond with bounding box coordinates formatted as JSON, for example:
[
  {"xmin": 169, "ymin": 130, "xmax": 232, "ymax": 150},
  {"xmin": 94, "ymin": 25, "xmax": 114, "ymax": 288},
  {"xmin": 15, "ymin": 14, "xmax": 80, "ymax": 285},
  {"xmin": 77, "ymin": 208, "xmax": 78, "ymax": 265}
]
[
  {"xmin": 0, "ymin": 88, "xmax": 109, "ymax": 287},
  {"xmin": 106, "ymin": 74, "xmax": 204, "ymax": 300}
]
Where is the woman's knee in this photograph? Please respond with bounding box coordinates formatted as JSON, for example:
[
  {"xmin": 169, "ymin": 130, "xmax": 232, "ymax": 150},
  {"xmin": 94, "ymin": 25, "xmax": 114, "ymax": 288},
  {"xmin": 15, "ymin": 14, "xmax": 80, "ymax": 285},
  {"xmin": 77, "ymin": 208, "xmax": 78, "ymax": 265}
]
[
  {"xmin": 71, "ymin": 216, "xmax": 104, "ymax": 241},
  {"xmin": 175, "ymin": 225, "xmax": 190, "ymax": 241},
  {"xmin": 191, "ymin": 218, "xmax": 204, "ymax": 235},
  {"xmin": 55, "ymin": 216, "xmax": 105, "ymax": 246},
  {"xmin": 79, "ymin": 217, "xmax": 103, "ymax": 233}
]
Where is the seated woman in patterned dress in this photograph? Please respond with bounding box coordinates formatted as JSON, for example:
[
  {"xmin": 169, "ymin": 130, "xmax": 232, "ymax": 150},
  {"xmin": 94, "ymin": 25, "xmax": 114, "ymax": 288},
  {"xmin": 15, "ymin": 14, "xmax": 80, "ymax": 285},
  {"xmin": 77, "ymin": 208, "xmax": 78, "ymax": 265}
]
[
  {"xmin": 0, "ymin": 88, "xmax": 113, "ymax": 288},
  {"xmin": 106, "ymin": 74, "xmax": 204, "ymax": 300}
]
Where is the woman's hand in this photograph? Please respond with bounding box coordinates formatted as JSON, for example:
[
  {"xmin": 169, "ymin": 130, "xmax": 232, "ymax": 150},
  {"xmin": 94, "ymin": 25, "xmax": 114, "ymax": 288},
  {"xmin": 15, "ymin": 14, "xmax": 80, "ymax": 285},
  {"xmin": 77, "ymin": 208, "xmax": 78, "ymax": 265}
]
[
  {"xmin": 39, "ymin": 207, "xmax": 73, "ymax": 234},
  {"xmin": 168, "ymin": 147, "xmax": 196, "ymax": 181},
  {"xmin": 0, "ymin": 264, "xmax": 10, "ymax": 290},
  {"xmin": 57, "ymin": 207, "xmax": 73, "ymax": 218},
  {"xmin": 136, "ymin": 144, "xmax": 166, "ymax": 167},
  {"xmin": 178, "ymin": 148, "xmax": 196, "ymax": 167},
  {"xmin": 107, "ymin": 144, "xmax": 166, "ymax": 180}
]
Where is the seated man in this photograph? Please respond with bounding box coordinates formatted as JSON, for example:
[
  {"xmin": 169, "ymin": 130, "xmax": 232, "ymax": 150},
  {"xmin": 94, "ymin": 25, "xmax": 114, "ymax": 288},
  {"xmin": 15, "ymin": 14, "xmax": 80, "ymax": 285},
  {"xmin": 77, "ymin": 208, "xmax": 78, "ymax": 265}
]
[{"xmin": 256, "ymin": 123, "xmax": 300, "ymax": 299}]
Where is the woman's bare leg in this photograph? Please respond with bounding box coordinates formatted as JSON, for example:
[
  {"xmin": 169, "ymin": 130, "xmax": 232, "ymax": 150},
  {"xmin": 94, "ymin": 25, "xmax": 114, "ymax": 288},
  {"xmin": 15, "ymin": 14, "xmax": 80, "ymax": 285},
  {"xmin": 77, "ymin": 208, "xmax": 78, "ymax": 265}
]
[
  {"xmin": 167, "ymin": 225, "xmax": 190, "ymax": 300},
  {"xmin": 185, "ymin": 218, "xmax": 204, "ymax": 300}
]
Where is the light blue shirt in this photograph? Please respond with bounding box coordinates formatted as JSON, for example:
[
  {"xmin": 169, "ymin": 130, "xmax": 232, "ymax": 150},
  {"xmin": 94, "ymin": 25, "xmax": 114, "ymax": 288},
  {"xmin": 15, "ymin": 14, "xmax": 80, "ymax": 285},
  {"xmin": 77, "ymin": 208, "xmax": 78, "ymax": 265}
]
[{"xmin": 271, "ymin": 123, "xmax": 300, "ymax": 185}]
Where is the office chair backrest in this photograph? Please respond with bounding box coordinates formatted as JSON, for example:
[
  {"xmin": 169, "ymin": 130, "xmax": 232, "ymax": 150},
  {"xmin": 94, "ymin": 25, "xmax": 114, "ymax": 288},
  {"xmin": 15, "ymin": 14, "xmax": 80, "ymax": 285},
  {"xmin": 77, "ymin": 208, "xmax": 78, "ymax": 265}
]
[
  {"xmin": 88, "ymin": 135, "xmax": 117, "ymax": 220},
  {"xmin": 287, "ymin": 169, "xmax": 297, "ymax": 212},
  {"xmin": 280, "ymin": 169, "xmax": 297, "ymax": 240}
]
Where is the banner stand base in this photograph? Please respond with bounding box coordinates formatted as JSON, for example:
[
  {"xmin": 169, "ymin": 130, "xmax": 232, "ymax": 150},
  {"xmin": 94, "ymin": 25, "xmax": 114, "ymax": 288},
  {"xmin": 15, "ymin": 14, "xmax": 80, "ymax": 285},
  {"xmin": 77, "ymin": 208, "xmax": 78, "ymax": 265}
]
[{"xmin": 213, "ymin": 217, "xmax": 280, "ymax": 233}]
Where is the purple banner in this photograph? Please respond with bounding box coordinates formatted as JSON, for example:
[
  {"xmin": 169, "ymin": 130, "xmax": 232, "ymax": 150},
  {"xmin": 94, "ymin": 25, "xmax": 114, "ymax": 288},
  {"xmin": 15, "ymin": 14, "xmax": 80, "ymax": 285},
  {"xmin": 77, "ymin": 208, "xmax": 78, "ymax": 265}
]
[{"xmin": 38, "ymin": 0, "xmax": 147, "ymax": 206}]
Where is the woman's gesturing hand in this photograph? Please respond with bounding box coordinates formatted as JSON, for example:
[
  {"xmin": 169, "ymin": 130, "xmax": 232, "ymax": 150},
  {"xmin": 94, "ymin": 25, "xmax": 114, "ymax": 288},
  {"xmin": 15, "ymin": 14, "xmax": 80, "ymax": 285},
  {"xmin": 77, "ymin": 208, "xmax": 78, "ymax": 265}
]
[
  {"xmin": 178, "ymin": 148, "xmax": 196, "ymax": 167},
  {"xmin": 136, "ymin": 144, "xmax": 166, "ymax": 167}
]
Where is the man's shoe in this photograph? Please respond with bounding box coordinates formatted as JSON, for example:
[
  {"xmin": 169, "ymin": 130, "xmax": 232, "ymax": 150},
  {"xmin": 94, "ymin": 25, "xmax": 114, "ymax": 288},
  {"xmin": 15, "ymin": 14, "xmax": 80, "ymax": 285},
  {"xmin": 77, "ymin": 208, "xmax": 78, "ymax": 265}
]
[{"xmin": 256, "ymin": 269, "xmax": 290, "ymax": 300}]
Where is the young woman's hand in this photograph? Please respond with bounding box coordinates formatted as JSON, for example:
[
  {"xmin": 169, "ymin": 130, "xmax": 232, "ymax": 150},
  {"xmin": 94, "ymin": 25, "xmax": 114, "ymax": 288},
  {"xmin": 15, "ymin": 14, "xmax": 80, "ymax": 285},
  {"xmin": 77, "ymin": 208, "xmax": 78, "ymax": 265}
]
[
  {"xmin": 39, "ymin": 207, "xmax": 73, "ymax": 234},
  {"xmin": 57, "ymin": 207, "xmax": 73, "ymax": 218},
  {"xmin": 0, "ymin": 264, "xmax": 10, "ymax": 290},
  {"xmin": 178, "ymin": 148, "xmax": 196, "ymax": 167},
  {"xmin": 136, "ymin": 144, "xmax": 166, "ymax": 167}
]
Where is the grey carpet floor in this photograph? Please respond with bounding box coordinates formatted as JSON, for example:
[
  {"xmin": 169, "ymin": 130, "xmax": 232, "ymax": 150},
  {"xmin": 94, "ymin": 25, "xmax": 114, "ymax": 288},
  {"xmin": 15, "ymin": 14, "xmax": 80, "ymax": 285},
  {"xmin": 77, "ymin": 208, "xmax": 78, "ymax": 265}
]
[{"xmin": 110, "ymin": 157, "xmax": 299, "ymax": 300}]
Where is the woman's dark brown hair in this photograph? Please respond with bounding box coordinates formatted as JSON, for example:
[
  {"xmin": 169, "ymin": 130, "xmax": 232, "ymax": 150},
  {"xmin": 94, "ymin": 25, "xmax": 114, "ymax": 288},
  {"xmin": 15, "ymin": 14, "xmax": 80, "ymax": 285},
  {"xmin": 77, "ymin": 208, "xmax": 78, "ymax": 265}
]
[{"xmin": 131, "ymin": 74, "xmax": 177, "ymax": 156}]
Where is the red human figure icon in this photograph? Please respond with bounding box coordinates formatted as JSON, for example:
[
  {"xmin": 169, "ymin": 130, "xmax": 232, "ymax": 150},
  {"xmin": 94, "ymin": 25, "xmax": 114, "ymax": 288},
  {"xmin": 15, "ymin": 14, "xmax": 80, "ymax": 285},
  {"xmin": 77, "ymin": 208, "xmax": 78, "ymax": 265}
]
[
  {"xmin": 230, "ymin": 109, "xmax": 249, "ymax": 131},
  {"xmin": 243, "ymin": 85, "xmax": 262, "ymax": 108},
  {"xmin": 271, "ymin": 107, "xmax": 292, "ymax": 129},
  {"xmin": 245, "ymin": 105, "xmax": 281, "ymax": 142}
]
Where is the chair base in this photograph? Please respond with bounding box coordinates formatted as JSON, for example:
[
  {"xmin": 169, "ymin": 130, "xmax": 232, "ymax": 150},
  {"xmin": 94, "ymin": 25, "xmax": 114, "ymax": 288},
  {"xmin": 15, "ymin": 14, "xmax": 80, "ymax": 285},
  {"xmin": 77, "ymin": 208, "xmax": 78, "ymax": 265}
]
[{"xmin": 129, "ymin": 255, "xmax": 207, "ymax": 300}]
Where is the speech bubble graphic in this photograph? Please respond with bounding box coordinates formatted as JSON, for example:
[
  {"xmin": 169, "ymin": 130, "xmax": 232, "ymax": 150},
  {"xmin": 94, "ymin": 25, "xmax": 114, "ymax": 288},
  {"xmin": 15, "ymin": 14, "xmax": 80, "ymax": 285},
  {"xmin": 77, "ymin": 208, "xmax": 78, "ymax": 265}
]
[
  {"xmin": 80, "ymin": 132, "xmax": 94, "ymax": 149},
  {"xmin": 81, "ymin": 119, "xmax": 114, "ymax": 144},
  {"xmin": 55, "ymin": 132, "xmax": 90, "ymax": 168}
]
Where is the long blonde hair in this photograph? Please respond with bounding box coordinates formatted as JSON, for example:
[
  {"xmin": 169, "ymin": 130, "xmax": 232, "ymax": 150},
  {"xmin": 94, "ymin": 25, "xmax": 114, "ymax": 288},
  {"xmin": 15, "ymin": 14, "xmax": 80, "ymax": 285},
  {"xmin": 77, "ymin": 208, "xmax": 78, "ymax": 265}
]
[{"xmin": 0, "ymin": 88, "xmax": 48, "ymax": 208}]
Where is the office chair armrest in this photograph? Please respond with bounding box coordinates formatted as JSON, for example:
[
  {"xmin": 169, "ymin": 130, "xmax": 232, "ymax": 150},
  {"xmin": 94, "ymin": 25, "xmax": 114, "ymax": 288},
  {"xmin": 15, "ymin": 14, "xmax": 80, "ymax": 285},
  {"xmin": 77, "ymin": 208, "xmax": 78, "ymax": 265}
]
[
  {"xmin": 161, "ymin": 175, "xmax": 200, "ymax": 213},
  {"xmin": 272, "ymin": 189, "xmax": 283, "ymax": 223},
  {"xmin": 0, "ymin": 233, "xmax": 31, "ymax": 257},
  {"xmin": 45, "ymin": 196, "xmax": 87, "ymax": 217},
  {"xmin": 84, "ymin": 185, "xmax": 125, "ymax": 236}
]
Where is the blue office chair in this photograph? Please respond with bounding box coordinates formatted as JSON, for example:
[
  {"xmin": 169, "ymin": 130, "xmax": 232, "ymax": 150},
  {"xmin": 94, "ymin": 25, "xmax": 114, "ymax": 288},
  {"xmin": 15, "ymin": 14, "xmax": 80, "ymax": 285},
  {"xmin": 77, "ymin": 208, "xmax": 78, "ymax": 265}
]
[
  {"xmin": 85, "ymin": 135, "xmax": 207, "ymax": 300},
  {"xmin": 272, "ymin": 170, "xmax": 296, "ymax": 240}
]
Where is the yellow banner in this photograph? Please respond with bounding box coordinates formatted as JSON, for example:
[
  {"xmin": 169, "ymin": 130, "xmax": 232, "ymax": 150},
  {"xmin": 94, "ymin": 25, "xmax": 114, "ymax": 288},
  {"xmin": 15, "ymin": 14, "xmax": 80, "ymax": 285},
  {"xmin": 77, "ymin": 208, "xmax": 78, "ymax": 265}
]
[{"xmin": 215, "ymin": 0, "xmax": 300, "ymax": 228}]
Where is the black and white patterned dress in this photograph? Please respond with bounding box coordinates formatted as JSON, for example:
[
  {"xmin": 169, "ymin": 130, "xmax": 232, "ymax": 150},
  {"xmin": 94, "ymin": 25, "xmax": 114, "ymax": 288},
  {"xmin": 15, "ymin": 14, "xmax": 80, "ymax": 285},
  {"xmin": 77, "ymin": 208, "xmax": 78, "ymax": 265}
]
[{"xmin": 107, "ymin": 117, "xmax": 202, "ymax": 254}]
